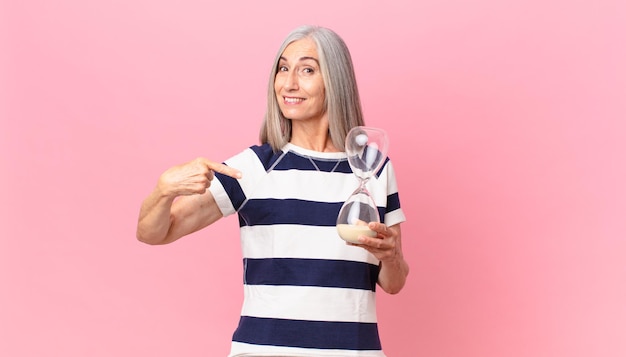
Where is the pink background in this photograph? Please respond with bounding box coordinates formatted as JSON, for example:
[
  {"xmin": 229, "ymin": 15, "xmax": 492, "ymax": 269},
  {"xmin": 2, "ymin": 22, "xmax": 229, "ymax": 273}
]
[{"xmin": 2, "ymin": 1, "xmax": 625, "ymax": 356}]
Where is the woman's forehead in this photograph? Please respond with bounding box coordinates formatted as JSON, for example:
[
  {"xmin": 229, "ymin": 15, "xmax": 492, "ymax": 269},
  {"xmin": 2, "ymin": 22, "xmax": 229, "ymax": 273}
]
[{"xmin": 281, "ymin": 38, "xmax": 319, "ymax": 60}]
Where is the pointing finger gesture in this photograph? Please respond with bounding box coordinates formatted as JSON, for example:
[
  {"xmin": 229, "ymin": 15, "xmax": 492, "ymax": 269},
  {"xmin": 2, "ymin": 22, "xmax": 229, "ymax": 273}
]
[{"xmin": 157, "ymin": 157, "xmax": 242, "ymax": 198}]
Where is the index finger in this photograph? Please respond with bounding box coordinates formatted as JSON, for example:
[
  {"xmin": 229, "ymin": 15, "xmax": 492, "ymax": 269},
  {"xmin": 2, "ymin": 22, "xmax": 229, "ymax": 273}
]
[
  {"xmin": 201, "ymin": 159, "xmax": 242, "ymax": 179},
  {"xmin": 368, "ymin": 222, "xmax": 388, "ymax": 236}
]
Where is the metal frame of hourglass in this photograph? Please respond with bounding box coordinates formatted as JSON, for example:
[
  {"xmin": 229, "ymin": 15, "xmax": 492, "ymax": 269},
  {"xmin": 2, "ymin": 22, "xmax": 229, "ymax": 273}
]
[{"xmin": 336, "ymin": 126, "xmax": 389, "ymax": 243}]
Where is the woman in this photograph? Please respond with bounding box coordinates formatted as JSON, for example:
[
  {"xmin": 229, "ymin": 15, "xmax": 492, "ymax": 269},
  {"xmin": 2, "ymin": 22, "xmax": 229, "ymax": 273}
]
[{"xmin": 137, "ymin": 25, "xmax": 409, "ymax": 357}]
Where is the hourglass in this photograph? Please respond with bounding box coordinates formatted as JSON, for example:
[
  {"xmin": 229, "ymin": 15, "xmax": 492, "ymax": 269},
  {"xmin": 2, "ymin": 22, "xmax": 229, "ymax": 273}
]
[{"xmin": 336, "ymin": 126, "xmax": 389, "ymax": 243}]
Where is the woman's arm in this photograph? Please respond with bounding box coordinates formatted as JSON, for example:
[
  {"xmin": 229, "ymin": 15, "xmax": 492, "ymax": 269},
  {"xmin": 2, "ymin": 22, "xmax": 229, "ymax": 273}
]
[
  {"xmin": 136, "ymin": 158, "xmax": 241, "ymax": 245},
  {"xmin": 351, "ymin": 223, "xmax": 409, "ymax": 294}
]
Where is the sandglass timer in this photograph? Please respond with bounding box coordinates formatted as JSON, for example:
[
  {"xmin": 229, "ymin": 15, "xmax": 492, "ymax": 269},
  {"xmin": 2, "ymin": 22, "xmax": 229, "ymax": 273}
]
[{"xmin": 336, "ymin": 126, "xmax": 389, "ymax": 243}]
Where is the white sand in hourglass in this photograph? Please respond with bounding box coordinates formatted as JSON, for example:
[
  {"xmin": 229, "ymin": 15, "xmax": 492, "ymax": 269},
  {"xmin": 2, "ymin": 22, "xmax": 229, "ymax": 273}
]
[{"xmin": 337, "ymin": 224, "xmax": 377, "ymax": 244}]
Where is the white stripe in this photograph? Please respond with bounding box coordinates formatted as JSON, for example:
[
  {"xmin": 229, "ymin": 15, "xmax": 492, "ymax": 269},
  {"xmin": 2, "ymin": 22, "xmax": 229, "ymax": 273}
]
[
  {"xmin": 381, "ymin": 161, "xmax": 399, "ymax": 193},
  {"xmin": 229, "ymin": 342, "xmax": 387, "ymax": 356},
  {"xmin": 384, "ymin": 210, "xmax": 407, "ymax": 228},
  {"xmin": 239, "ymin": 168, "xmax": 395, "ymax": 205},
  {"xmin": 240, "ymin": 285, "xmax": 378, "ymax": 323},
  {"xmin": 241, "ymin": 225, "xmax": 380, "ymax": 265},
  {"xmin": 242, "ymin": 169, "xmax": 356, "ymax": 202},
  {"xmin": 284, "ymin": 142, "xmax": 348, "ymax": 160}
]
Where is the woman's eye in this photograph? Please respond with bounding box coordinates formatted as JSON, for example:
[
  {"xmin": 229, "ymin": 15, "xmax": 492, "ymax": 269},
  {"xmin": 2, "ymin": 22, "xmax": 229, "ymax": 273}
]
[
  {"xmin": 278, "ymin": 65, "xmax": 288, "ymax": 72},
  {"xmin": 303, "ymin": 67, "xmax": 314, "ymax": 74}
]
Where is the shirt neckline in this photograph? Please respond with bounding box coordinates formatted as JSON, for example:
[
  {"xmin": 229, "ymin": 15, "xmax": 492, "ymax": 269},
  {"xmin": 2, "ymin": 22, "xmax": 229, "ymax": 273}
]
[{"xmin": 283, "ymin": 143, "xmax": 347, "ymax": 160}]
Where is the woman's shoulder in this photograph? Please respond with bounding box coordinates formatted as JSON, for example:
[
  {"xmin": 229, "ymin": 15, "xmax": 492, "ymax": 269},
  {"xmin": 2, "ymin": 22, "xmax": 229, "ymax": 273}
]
[
  {"xmin": 248, "ymin": 142, "xmax": 275, "ymax": 157},
  {"xmin": 224, "ymin": 143, "xmax": 288, "ymax": 173}
]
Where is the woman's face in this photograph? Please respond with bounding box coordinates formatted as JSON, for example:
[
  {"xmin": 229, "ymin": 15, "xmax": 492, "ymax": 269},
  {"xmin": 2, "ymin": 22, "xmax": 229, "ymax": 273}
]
[{"xmin": 274, "ymin": 38, "xmax": 326, "ymax": 123}]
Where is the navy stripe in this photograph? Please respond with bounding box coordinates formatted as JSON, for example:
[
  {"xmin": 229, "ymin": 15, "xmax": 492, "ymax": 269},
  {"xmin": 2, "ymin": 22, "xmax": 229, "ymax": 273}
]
[
  {"xmin": 250, "ymin": 144, "xmax": 285, "ymax": 172},
  {"xmin": 239, "ymin": 199, "xmax": 343, "ymax": 227},
  {"xmin": 249, "ymin": 143, "xmax": 387, "ymax": 175},
  {"xmin": 318, "ymin": 158, "xmax": 352, "ymax": 173},
  {"xmin": 272, "ymin": 152, "xmax": 351, "ymax": 173},
  {"xmin": 378, "ymin": 206, "xmax": 386, "ymax": 223},
  {"xmin": 386, "ymin": 192, "xmax": 401, "ymax": 213},
  {"xmin": 350, "ymin": 146, "xmax": 387, "ymax": 177},
  {"xmin": 215, "ymin": 171, "xmax": 246, "ymax": 210},
  {"xmin": 244, "ymin": 258, "xmax": 379, "ymax": 291},
  {"xmin": 232, "ymin": 316, "xmax": 382, "ymax": 350},
  {"xmin": 250, "ymin": 144, "xmax": 352, "ymax": 173}
]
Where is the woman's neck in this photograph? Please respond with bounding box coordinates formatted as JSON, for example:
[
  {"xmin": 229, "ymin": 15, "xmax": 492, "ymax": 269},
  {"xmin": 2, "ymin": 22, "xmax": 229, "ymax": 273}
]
[{"xmin": 290, "ymin": 121, "xmax": 340, "ymax": 152}]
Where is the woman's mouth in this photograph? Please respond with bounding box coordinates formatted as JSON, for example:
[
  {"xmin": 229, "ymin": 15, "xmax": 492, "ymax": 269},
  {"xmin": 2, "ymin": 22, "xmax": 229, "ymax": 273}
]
[{"xmin": 284, "ymin": 96, "xmax": 305, "ymax": 104}]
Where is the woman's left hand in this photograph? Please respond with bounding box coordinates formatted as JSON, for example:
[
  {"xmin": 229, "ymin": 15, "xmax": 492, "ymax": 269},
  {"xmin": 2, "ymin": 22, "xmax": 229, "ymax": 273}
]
[{"xmin": 348, "ymin": 222, "xmax": 401, "ymax": 263}]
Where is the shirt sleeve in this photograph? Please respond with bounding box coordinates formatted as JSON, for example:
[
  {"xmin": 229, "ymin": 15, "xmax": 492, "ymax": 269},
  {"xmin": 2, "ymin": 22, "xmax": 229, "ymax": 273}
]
[
  {"xmin": 382, "ymin": 160, "xmax": 407, "ymax": 227},
  {"xmin": 208, "ymin": 146, "xmax": 271, "ymax": 217}
]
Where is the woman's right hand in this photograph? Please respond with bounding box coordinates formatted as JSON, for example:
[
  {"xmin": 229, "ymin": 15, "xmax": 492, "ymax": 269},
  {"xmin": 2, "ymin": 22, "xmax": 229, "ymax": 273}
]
[{"xmin": 157, "ymin": 157, "xmax": 242, "ymax": 197}]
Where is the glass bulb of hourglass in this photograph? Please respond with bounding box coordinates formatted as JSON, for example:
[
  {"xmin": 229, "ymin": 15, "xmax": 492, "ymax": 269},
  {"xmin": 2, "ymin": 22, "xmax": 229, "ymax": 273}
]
[{"xmin": 337, "ymin": 127, "xmax": 389, "ymax": 243}]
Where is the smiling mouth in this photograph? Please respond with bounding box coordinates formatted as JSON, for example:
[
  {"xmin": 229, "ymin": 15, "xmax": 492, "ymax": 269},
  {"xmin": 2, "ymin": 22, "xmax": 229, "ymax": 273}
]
[{"xmin": 284, "ymin": 97, "xmax": 305, "ymax": 104}]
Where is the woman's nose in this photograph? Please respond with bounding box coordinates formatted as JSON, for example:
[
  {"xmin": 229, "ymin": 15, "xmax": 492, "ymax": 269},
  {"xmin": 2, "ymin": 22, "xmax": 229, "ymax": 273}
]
[{"xmin": 283, "ymin": 70, "xmax": 299, "ymax": 90}]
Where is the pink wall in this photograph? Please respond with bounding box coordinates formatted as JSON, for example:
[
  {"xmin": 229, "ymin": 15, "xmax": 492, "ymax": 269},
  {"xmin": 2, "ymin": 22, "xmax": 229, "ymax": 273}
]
[{"xmin": 2, "ymin": 1, "xmax": 625, "ymax": 356}]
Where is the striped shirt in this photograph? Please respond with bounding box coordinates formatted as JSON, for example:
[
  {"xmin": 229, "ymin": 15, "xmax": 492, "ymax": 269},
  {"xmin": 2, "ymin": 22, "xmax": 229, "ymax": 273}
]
[{"xmin": 209, "ymin": 143, "xmax": 406, "ymax": 357}]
